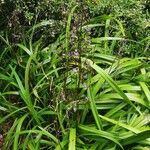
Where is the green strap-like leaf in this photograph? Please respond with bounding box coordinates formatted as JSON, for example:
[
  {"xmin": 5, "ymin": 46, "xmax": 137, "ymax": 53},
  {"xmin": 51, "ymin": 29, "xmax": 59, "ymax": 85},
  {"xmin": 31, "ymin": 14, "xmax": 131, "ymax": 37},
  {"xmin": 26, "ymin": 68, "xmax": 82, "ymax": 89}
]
[
  {"xmin": 82, "ymin": 58, "xmax": 139, "ymax": 113},
  {"xmin": 79, "ymin": 124, "xmax": 123, "ymax": 149},
  {"xmin": 68, "ymin": 128, "xmax": 76, "ymax": 150},
  {"xmin": 121, "ymin": 130, "xmax": 150, "ymax": 146}
]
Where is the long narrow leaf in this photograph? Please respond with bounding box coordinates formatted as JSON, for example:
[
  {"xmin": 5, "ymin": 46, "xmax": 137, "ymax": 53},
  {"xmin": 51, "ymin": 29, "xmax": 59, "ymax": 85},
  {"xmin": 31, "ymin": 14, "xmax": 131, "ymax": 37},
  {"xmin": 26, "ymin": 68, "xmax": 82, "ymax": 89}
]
[
  {"xmin": 79, "ymin": 124, "xmax": 123, "ymax": 149},
  {"xmin": 82, "ymin": 58, "xmax": 139, "ymax": 113},
  {"xmin": 87, "ymin": 87, "xmax": 102, "ymax": 130},
  {"xmin": 68, "ymin": 128, "xmax": 76, "ymax": 150}
]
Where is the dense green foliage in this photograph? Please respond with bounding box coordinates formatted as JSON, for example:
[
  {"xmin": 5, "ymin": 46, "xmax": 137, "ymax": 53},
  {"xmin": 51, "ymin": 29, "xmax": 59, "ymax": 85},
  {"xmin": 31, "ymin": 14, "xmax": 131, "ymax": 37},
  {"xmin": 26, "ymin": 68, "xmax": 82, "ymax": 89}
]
[{"xmin": 0, "ymin": 0, "xmax": 150, "ymax": 149}]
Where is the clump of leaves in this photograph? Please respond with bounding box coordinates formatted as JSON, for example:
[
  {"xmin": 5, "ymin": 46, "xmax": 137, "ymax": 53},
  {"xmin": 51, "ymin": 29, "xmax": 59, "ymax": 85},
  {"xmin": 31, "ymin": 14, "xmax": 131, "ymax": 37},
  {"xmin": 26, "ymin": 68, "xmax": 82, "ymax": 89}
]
[{"xmin": 0, "ymin": 1, "xmax": 150, "ymax": 150}]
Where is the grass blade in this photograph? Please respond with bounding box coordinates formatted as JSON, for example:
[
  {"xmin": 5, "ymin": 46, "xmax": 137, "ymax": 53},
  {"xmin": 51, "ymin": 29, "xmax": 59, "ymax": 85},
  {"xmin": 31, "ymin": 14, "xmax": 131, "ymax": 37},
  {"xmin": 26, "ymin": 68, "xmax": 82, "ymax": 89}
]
[
  {"xmin": 13, "ymin": 114, "xmax": 28, "ymax": 150},
  {"xmin": 99, "ymin": 114, "xmax": 140, "ymax": 133},
  {"xmin": 10, "ymin": 65, "xmax": 40, "ymax": 125},
  {"xmin": 87, "ymin": 87, "xmax": 102, "ymax": 130},
  {"xmin": 65, "ymin": 5, "xmax": 78, "ymax": 53},
  {"xmin": 38, "ymin": 126, "xmax": 59, "ymax": 144},
  {"xmin": 82, "ymin": 58, "xmax": 139, "ymax": 113},
  {"xmin": 79, "ymin": 124, "xmax": 123, "ymax": 149},
  {"xmin": 122, "ymin": 130, "xmax": 150, "ymax": 146},
  {"xmin": 68, "ymin": 128, "xmax": 76, "ymax": 150}
]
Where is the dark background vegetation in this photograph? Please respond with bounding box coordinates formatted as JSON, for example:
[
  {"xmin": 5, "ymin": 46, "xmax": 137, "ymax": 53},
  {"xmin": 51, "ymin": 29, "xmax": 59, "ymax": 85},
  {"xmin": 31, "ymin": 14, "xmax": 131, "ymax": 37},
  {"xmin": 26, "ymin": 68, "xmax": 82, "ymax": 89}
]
[{"xmin": 0, "ymin": 0, "xmax": 149, "ymax": 54}]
